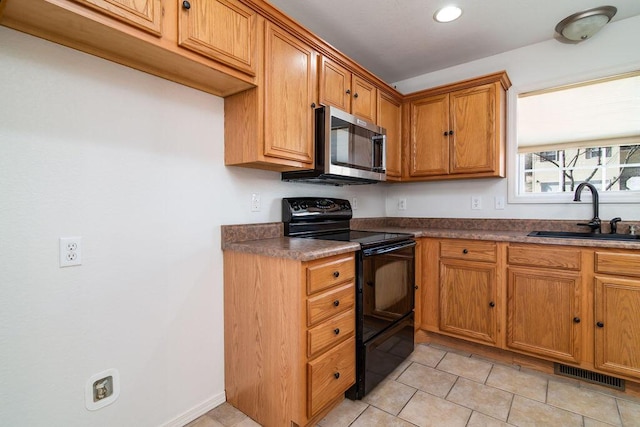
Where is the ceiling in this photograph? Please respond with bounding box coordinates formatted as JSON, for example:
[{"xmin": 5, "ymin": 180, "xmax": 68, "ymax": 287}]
[{"xmin": 266, "ymin": 0, "xmax": 640, "ymax": 84}]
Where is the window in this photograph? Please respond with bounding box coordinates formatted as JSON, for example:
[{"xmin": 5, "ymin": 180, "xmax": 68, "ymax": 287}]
[{"xmin": 516, "ymin": 72, "xmax": 640, "ymax": 197}]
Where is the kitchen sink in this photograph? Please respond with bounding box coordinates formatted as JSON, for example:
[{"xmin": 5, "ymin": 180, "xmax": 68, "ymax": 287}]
[{"xmin": 528, "ymin": 230, "xmax": 640, "ymax": 241}]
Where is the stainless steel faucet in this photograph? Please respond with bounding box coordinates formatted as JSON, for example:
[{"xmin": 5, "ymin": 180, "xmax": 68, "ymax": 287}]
[{"xmin": 573, "ymin": 182, "xmax": 601, "ymax": 233}]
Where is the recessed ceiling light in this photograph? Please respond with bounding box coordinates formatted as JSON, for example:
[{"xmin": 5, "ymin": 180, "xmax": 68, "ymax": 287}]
[{"xmin": 434, "ymin": 6, "xmax": 462, "ymax": 23}]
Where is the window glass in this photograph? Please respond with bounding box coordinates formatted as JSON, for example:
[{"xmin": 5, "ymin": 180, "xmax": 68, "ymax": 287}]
[{"xmin": 516, "ymin": 72, "xmax": 640, "ymax": 195}]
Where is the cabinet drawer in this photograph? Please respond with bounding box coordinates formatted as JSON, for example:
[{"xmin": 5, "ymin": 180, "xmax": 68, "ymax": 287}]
[
  {"xmin": 508, "ymin": 244, "xmax": 581, "ymax": 271},
  {"xmin": 306, "ymin": 255, "xmax": 355, "ymax": 295},
  {"xmin": 595, "ymin": 252, "xmax": 640, "ymax": 278},
  {"xmin": 440, "ymin": 240, "xmax": 497, "ymax": 262},
  {"xmin": 307, "ymin": 282, "xmax": 355, "ymax": 327},
  {"xmin": 307, "ymin": 337, "xmax": 356, "ymax": 417},
  {"xmin": 307, "ymin": 309, "xmax": 355, "ymax": 358}
]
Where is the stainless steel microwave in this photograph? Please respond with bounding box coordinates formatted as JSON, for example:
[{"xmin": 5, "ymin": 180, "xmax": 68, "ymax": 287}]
[{"xmin": 282, "ymin": 106, "xmax": 386, "ymax": 185}]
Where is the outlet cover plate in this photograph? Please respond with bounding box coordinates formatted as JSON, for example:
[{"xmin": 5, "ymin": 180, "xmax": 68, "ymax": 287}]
[
  {"xmin": 59, "ymin": 237, "xmax": 82, "ymax": 267},
  {"xmin": 85, "ymin": 368, "xmax": 120, "ymax": 411}
]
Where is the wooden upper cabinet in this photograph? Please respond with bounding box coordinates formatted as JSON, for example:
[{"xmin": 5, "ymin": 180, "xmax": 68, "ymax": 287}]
[
  {"xmin": 378, "ymin": 91, "xmax": 402, "ymax": 179},
  {"xmin": 319, "ymin": 57, "xmax": 376, "ymax": 123},
  {"xmin": 319, "ymin": 57, "xmax": 351, "ymax": 112},
  {"xmin": 263, "ymin": 23, "xmax": 316, "ymax": 164},
  {"xmin": 224, "ymin": 20, "xmax": 318, "ymax": 170},
  {"xmin": 71, "ymin": 0, "xmax": 162, "ymax": 35},
  {"xmin": 178, "ymin": 0, "xmax": 257, "ymax": 76},
  {"xmin": 449, "ymin": 83, "xmax": 496, "ymax": 174},
  {"xmin": 351, "ymin": 75, "xmax": 376, "ymax": 123},
  {"xmin": 409, "ymin": 93, "xmax": 449, "ymax": 176},
  {"xmin": 405, "ymin": 71, "xmax": 510, "ymax": 181}
]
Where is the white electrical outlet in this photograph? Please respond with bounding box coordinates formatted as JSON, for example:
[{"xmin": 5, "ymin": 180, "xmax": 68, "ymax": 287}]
[
  {"xmin": 398, "ymin": 198, "xmax": 407, "ymax": 210},
  {"xmin": 59, "ymin": 237, "xmax": 82, "ymax": 267},
  {"xmin": 351, "ymin": 197, "xmax": 358, "ymax": 210},
  {"xmin": 495, "ymin": 196, "xmax": 505, "ymax": 210},
  {"xmin": 251, "ymin": 193, "xmax": 261, "ymax": 212},
  {"xmin": 471, "ymin": 195, "xmax": 482, "ymax": 210}
]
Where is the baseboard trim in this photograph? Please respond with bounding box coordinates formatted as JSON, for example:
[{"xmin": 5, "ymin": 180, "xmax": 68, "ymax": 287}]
[{"xmin": 162, "ymin": 391, "xmax": 227, "ymax": 427}]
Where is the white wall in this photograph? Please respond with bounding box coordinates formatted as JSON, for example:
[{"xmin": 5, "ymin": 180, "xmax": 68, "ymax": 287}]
[
  {"xmin": 0, "ymin": 28, "xmax": 385, "ymax": 427},
  {"xmin": 391, "ymin": 15, "xmax": 640, "ymax": 220}
]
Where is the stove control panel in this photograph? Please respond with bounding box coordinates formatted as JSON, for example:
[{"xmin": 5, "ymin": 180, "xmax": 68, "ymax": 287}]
[{"xmin": 282, "ymin": 197, "xmax": 352, "ymax": 222}]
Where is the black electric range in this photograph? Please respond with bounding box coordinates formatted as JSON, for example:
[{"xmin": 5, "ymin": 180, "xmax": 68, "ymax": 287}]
[{"xmin": 282, "ymin": 197, "xmax": 416, "ymax": 399}]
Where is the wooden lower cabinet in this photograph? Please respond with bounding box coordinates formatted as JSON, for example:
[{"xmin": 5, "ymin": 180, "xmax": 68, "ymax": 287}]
[
  {"xmin": 440, "ymin": 259, "xmax": 497, "ymax": 344},
  {"xmin": 594, "ymin": 250, "xmax": 640, "ymax": 380},
  {"xmin": 436, "ymin": 239, "xmax": 500, "ymax": 345},
  {"xmin": 506, "ymin": 266, "xmax": 582, "ymax": 363},
  {"xmin": 419, "ymin": 239, "xmax": 640, "ymax": 387},
  {"xmin": 224, "ymin": 250, "xmax": 355, "ymax": 427},
  {"xmin": 505, "ymin": 244, "xmax": 584, "ymax": 364}
]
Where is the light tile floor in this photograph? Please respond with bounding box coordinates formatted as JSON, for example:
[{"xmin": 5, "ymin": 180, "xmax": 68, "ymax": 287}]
[{"xmin": 186, "ymin": 343, "xmax": 640, "ymax": 427}]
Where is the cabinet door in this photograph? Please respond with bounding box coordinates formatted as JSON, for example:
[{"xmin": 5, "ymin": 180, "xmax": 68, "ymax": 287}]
[
  {"xmin": 378, "ymin": 91, "xmax": 402, "ymax": 179},
  {"xmin": 178, "ymin": 0, "xmax": 257, "ymax": 75},
  {"xmin": 449, "ymin": 83, "xmax": 496, "ymax": 174},
  {"xmin": 507, "ymin": 267, "xmax": 582, "ymax": 363},
  {"xmin": 319, "ymin": 57, "xmax": 351, "ymax": 112},
  {"xmin": 409, "ymin": 94, "xmax": 449, "ymax": 176},
  {"xmin": 440, "ymin": 259, "xmax": 497, "ymax": 344},
  {"xmin": 72, "ymin": 0, "xmax": 162, "ymax": 35},
  {"xmin": 351, "ymin": 75, "xmax": 377, "ymax": 123},
  {"xmin": 263, "ymin": 23, "xmax": 316, "ymax": 164},
  {"xmin": 595, "ymin": 276, "xmax": 640, "ymax": 379}
]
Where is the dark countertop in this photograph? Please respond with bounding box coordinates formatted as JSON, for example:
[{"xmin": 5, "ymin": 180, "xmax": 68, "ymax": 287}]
[
  {"xmin": 223, "ymin": 236, "xmax": 360, "ymax": 261},
  {"xmin": 354, "ymin": 227, "xmax": 640, "ymax": 250},
  {"xmin": 221, "ymin": 219, "xmax": 640, "ymax": 261}
]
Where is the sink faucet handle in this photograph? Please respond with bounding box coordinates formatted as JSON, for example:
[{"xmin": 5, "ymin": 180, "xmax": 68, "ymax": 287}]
[
  {"xmin": 577, "ymin": 218, "xmax": 602, "ymax": 233},
  {"xmin": 631, "ymin": 225, "xmax": 638, "ymax": 235},
  {"xmin": 609, "ymin": 217, "xmax": 622, "ymax": 234}
]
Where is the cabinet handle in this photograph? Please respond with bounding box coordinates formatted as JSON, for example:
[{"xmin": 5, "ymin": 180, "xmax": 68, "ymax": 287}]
[
  {"xmin": 334, "ymin": 372, "xmax": 340, "ymax": 379},
  {"xmin": 334, "ymin": 328, "xmax": 340, "ymax": 335},
  {"xmin": 573, "ymin": 317, "xmax": 581, "ymax": 323},
  {"xmin": 333, "ymin": 300, "xmax": 340, "ymax": 307},
  {"xmin": 346, "ymin": 89, "xmax": 351, "ymax": 95},
  {"xmin": 353, "ymin": 93, "xmax": 359, "ymax": 98},
  {"xmin": 597, "ymin": 321, "xmax": 605, "ymax": 328},
  {"xmin": 333, "ymin": 271, "xmax": 340, "ymax": 278},
  {"xmin": 489, "ymin": 301, "xmax": 495, "ymax": 307},
  {"xmin": 443, "ymin": 131, "xmax": 448, "ymax": 136},
  {"xmin": 449, "ymin": 130, "xmax": 454, "ymax": 135},
  {"xmin": 462, "ymin": 249, "xmax": 468, "ymax": 254},
  {"xmin": 311, "ymin": 103, "xmax": 316, "ymax": 109},
  {"xmin": 182, "ymin": 0, "xmax": 191, "ymax": 10},
  {"xmin": 414, "ymin": 285, "xmax": 419, "ymax": 290}
]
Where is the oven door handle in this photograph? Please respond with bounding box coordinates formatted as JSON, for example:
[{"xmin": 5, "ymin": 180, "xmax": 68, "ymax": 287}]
[{"xmin": 363, "ymin": 240, "xmax": 415, "ymax": 257}]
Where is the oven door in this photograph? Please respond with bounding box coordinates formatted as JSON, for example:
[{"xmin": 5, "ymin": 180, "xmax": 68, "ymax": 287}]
[{"xmin": 361, "ymin": 240, "xmax": 416, "ymax": 342}]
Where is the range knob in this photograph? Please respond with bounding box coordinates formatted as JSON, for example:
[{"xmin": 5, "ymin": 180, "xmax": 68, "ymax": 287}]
[{"xmin": 300, "ymin": 202, "xmax": 308, "ymax": 209}]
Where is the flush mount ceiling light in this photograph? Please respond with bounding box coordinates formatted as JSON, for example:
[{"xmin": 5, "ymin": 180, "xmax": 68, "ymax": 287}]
[
  {"xmin": 555, "ymin": 5, "xmax": 617, "ymax": 42},
  {"xmin": 434, "ymin": 6, "xmax": 462, "ymax": 23}
]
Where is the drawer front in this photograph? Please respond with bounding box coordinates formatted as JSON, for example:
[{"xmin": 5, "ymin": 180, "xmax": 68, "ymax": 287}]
[
  {"xmin": 596, "ymin": 252, "xmax": 640, "ymax": 278},
  {"xmin": 306, "ymin": 255, "xmax": 355, "ymax": 295},
  {"xmin": 307, "ymin": 309, "xmax": 355, "ymax": 358},
  {"xmin": 307, "ymin": 336, "xmax": 356, "ymax": 417},
  {"xmin": 508, "ymin": 244, "xmax": 581, "ymax": 271},
  {"xmin": 307, "ymin": 282, "xmax": 355, "ymax": 327},
  {"xmin": 440, "ymin": 240, "xmax": 497, "ymax": 262}
]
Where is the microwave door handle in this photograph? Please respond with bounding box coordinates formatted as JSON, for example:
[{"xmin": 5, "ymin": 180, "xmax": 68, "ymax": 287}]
[{"xmin": 372, "ymin": 135, "xmax": 384, "ymax": 171}]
